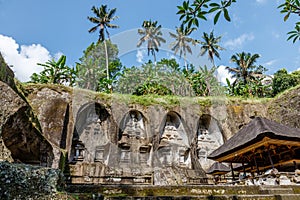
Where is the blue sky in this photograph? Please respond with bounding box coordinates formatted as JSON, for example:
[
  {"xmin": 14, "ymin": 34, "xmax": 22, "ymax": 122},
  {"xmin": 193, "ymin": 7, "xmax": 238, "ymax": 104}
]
[{"xmin": 0, "ymin": 0, "xmax": 300, "ymax": 82}]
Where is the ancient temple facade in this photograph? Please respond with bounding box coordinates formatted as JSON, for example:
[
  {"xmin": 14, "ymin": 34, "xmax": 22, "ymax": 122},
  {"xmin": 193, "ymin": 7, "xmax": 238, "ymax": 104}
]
[{"xmin": 67, "ymin": 102, "xmax": 225, "ymax": 185}]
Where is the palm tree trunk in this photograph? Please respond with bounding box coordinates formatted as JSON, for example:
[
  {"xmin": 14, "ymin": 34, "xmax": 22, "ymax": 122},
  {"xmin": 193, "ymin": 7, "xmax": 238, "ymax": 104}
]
[
  {"xmin": 104, "ymin": 40, "xmax": 111, "ymax": 93},
  {"xmin": 184, "ymin": 55, "xmax": 188, "ymax": 71},
  {"xmin": 153, "ymin": 52, "xmax": 157, "ymax": 65}
]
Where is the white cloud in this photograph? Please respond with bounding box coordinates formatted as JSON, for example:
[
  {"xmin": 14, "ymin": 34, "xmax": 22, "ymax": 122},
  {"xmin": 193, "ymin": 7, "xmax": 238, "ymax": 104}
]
[
  {"xmin": 224, "ymin": 33, "xmax": 255, "ymax": 50},
  {"xmin": 0, "ymin": 34, "xmax": 53, "ymax": 82},
  {"xmin": 216, "ymin": 65, "xmax": 235, "ymax": 85},
  {"xmin": 263, "ymin": 59, "xmax": 277, "ymax": 67},
  {"xmin": 136, "ymin": 49, "xmax": 146, "ymax": 64},
  {"xmin": 256, "ymin": 0, "xmax": 267, "ymax": 4},
  {"xmin": 272, "ymin": 31, "xmax": 280, "ymax": 39}
]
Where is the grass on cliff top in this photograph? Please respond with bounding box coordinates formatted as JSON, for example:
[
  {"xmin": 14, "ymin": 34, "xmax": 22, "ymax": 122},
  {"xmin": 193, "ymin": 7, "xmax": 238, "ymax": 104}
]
[
  {"xmin": 22, "ymin": 82, "xmax": 73, "ymax": 96},
  {"xmin": 19, "ymin": 83, "xmax": 273, "ymax": 107}
]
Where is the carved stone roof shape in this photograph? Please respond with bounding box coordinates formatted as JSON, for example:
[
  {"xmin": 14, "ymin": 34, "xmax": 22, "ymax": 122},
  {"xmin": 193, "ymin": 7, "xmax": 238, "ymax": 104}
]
[
  {"xmin": 208, "ymin": 117, "xmax": 300, "ymax": 161},
  {"xmin": 206, "ymin": 162, "xmax": 230, "ymax": 175}
]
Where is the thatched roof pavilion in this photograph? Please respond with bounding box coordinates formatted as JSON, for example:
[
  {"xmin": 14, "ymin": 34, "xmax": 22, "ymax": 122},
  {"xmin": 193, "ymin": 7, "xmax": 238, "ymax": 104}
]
[
  {"xmin": 208, "ymin": 117, "xmax": 300, "ymax": 173},
  {"xmin": 207, "ymin": 162, "xmax": 231, "ymax": 175}
]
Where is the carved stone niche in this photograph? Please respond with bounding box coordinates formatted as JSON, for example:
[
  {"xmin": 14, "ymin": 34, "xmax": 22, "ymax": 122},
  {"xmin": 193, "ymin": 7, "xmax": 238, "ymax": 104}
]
[
  {"xmin": 157, "ymin": 111, "xmax": 191, "ymax": 168},
  {"xmin": 118, "ymin": 110, "xmax": 147, "ymax": 142},
  {"xmin": 71, "ymin": 102, "xmax": 111, "ymax": 163},
  {"xmin": 117, "ymin": 110, "xmax": 151, "ymax": 167},
  {"xmin": 196, "ymin": 114, "xmax": 225, "ymax": 171},
  {"xmin": 73, "ymin": 140, "xmax": 85, "ymax": 162}
]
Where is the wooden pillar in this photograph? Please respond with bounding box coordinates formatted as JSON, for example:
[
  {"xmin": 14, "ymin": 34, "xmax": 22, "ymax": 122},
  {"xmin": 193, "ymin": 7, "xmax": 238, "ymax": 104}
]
[
  {"xmin": 242, "ymin": 162, "xmax": 246, "ymax": 177},
  {"xmin": 230, "ymin": 163, "xmax": 235, "ymax": 181},
  {"xmin": 267, "ymin": 148, "xmax": 274, "ymax": 169},
  {"xmin": 294, "ymin": 161, "xmax": 297, "ymax": 170},
  {"xmin": 254, "ymin": 156, "xmax": 260, "ymax": 175}
]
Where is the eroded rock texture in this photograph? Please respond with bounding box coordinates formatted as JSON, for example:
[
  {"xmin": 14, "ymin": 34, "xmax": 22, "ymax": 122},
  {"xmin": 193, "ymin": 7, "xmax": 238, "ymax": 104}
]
[
  {"xmin": 268, "ymin": 86, "xmax": 300, "ymax": 129},
  {"xmin": 0, "ymin": 69, "xmax": 299, "ymax": 187},
  {"xmin": 0, "ymin": 162, "xmax": 63, "ymax": 199},
  {"xmin": 0, "ymin": 81, "xmax": 53, "ymax": 166}
]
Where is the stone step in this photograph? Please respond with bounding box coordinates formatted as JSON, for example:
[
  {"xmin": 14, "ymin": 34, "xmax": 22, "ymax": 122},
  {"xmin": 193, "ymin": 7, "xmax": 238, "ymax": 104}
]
[
  {"xmin": 106, "ymin": 194, "xmax": 300, "ymax": 200},
  {"xmin": 274, "ymin": 194, "xmax": 300, "ymax": 200},
  {"xmin": 259, "ymin": 186, "xmax": 294, "ymax": 194}
]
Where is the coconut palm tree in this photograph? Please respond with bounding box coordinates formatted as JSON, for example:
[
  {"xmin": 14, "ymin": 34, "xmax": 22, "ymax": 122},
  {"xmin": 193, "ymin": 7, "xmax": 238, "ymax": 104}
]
[
  {"xmin": 226, "ymin": 52, "xmax": 262, "ymax": 85},
  {"xmin": 88, "ymin": 5, "xmax": 119, "ymax": 90},
  {"xmin": 198, "ymin": 31, "xmax": 224, "ymax": 66},
  {"xmin": 169, "ymin": 24, "xmax": 195, "ymax": 70},
  {"xmin": 137, "ymin": 20, "xmax": 166, "ymax": 64}
]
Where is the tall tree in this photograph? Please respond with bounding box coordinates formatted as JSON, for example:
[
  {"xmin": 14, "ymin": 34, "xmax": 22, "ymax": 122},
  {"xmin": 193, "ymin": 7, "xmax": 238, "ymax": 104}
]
[
  {"xmin": 137, "ymin": 20, "xmax": 166, "ymax": 64},
  {"xmin": 227, "ymin": 52, "xmax": 262, "ymax": 85},
  {"xmin": 226, "ymin": 52, "xmax": 269, "ymax": 96},
  {"xmin": 76, "ymin": 41, "xmax": 121, "ymax": 92},
  {"xmin": 88, "ymin": 5, "xmax": 119, "ymax": 90},
  {"xmin": 169, "ymin": 24, "xmax": 195, "ymax": 70},
  {"xmin": 198, "ymin": 31, "xmax": 224, "ymax": 66}
]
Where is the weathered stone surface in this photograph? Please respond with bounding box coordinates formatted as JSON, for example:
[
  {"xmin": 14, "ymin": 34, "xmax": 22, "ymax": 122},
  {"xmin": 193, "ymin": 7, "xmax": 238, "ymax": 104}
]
[
  {"xmin": 268, "ymin": 85, "xmax": 300, "ymax": 129},
  {"xmin": 1, "ymin": 79, "xmax": 300, "ymax": 187},
  {"xmin": 0, "ymin": 53, "xmax": 15, "ymax": 89},
  {"xmin": 0, "ymin": 161, "xmax": 63, "ymax": 199},
  {"xmin": 25, "ymin": 85, "xmax": 73, "ymax": 168},
  {"xmin": 0, "ymin": 81, "xmax": 53, "ymax": 166}
]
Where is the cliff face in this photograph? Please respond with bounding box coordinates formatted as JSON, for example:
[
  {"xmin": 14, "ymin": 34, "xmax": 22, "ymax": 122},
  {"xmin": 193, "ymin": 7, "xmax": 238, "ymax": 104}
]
[
  {"xmin": 268, "ymin": 85, "xmax": 300, "ymax": 129},
  {"xmin": 0, "ymin": 68, "xmax": 299, "ymax": 186},
  {"xmin": 15, "ymin": 85, "xmax": 270, "ymax": 185}
]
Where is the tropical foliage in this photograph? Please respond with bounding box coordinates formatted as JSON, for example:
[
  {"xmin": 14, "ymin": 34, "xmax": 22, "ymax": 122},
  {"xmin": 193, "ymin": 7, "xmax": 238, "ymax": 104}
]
[
  {"xmin": 176, "ymin": 0, "xmax": 237, "ymax": 30},
  {"xmin": 225, "ymin": 52, "xmax": 270, "ymax": 97},
  {"xmin": 88, "ymin": 4, "xmax": 119, "ymax": 91},
  {"xmin": 169, "ymin": 24, "xmax": 195, "ymax": 69},
  {"xmin": 30, "ymin": 55, "xmax": 76, "ymax": 86},
  {"xmin": 184, "ymin": 65, "xmax": 222, "ymax": 96},
  {"xmin": 137, "ymin": 20, "xmax": 166, "ymax": 64},
  {"xmin": 76, "ymin": 41, "xmax": 122, "ymax": 92},
  {"xmin": 197, "ymin": 31, "xmax": 224, "ymax": 66},
  {"xmin": 272, "ymin": 68, "xmax": 300, "ymax": 96},
  {"xmin": 87, "ymin": 5, "xmax": 119, "ymax": 42},
  {"xmin": 116, "ymin": 59, "xmax": 193, "ymax": 96},
  {"xmin": 26, "ymin": 2, "xmax": 300, "ymax": 99},
  {"xmin": 278, "ymin": 0, "xmax": 300, "ymax": 42}
]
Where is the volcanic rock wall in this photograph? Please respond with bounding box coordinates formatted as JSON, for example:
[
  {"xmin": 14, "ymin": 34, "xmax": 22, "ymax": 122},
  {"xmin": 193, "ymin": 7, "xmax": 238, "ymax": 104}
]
[{"xmin": 0, "ymin": 52, "xmax": 299, "ymax": 186}]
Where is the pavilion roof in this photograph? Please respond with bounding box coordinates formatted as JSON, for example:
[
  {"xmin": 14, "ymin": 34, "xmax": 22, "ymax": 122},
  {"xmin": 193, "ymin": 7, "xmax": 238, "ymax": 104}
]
[
  {"xmin": 208, "ymin": 117, "xmax": 300, "ymax": 161},
  {"xmin": 206, "ymin": 162, "xmax": 231, "ymax": 175}
]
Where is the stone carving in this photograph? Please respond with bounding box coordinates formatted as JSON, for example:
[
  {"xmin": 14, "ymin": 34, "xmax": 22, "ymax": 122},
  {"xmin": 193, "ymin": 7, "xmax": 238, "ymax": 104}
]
[
  {"xmin": 158, "ymin": 112, "xmax": 191, "ymax": 168},
  {"xmin": 71, "ymin": 103, "xmax": 110, "ymax": 164},
  {"xmin": 196, "ymin": 115, "xmax": 224, "ymax": 171},
  {"xmin": 118, "ymin": 110, "xmax": 151, "ymax": 168}
]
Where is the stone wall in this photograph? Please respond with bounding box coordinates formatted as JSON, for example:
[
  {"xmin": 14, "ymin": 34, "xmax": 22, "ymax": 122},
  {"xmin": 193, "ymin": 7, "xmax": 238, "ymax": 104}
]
[
  {"xmin": 268, "ymin": 85, "xmax": 300, "ymax": 129},
  {"xmin": 0, "ymin": 80, "xmax": 299, "ymax": 186},
  {"xmin": 0, "ymin": 81, "xmax": 53, "ymax": 166}
]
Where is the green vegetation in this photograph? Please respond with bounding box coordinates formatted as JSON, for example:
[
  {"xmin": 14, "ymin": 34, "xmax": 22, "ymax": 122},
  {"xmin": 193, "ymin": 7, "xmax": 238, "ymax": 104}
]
[
  {"xmin": 177, "ymin": 0, "xmax": 300, "ymax": 43},
  {"xmin": 225, "ymin": 52, "xmax": 271, "ymax": 97},
  {"xmin": 137, "ymin": 20, "xmax": 166, "ymax": 64},
  {"xmin": 169, "ymin": 24, "xmax": 195, "ymax": 70},
  {"xmin": 272, "ymin": 68, "xmax": 300, "ymax": 96},
  {"xmin": 88, "ymin": 5, "xmax": 119, "ymax": 90},
  {"xmin": 197, "ymin": 31, "xmax": 224, "ymax": 66},
  {"xmin": 21, "ymin": 2, "xmax": 300, "ymax": 99},
  {"xmin": 76, "ymin": 41, "xmax": 122, "ymax": 92},
  {"xmin": 30, "ymin": 55, "xmax": 76, "ymax": 86}
]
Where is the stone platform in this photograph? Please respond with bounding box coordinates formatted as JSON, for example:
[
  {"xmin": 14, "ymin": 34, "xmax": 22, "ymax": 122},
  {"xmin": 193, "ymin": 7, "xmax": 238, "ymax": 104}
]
[{"xmin": 66, "ymin": 185, "xmax": 300, "ymax": 200}]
